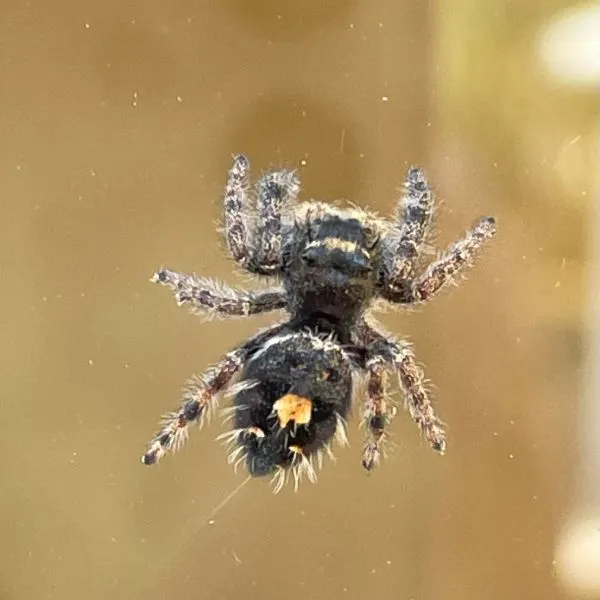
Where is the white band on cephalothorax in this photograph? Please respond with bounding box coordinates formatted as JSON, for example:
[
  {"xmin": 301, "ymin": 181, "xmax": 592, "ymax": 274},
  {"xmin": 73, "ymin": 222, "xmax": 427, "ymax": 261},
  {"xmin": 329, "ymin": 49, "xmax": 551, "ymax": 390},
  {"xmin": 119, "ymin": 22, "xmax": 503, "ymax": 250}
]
[{"xmin": 304, "ymin": 237, "xmax": 371, "ymax": 259}]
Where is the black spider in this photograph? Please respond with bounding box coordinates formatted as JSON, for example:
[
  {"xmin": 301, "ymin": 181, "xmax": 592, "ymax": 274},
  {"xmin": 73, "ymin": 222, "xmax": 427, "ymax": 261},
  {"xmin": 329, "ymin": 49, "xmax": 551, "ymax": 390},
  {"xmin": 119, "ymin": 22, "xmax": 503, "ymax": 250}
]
[{"xmin": 142, "ymin": 154, "xmax": 496, "ymax": 490}]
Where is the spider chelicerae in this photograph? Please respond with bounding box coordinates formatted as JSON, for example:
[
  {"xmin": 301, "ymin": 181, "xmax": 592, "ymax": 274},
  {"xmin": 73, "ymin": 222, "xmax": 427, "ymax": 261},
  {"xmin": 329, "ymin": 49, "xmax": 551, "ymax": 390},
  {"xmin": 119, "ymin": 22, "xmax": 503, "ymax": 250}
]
[{"xmin": 142, "ymin": 154, "xmax": 496, "ymax": 491}]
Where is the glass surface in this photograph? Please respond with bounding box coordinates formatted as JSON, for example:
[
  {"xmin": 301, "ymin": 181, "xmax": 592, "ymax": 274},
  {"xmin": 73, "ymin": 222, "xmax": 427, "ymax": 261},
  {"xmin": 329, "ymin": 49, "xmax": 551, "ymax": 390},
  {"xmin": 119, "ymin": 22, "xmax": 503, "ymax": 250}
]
[{"xmin": 0, "ymin": 1, "xmax": 598, "ymax": 598}]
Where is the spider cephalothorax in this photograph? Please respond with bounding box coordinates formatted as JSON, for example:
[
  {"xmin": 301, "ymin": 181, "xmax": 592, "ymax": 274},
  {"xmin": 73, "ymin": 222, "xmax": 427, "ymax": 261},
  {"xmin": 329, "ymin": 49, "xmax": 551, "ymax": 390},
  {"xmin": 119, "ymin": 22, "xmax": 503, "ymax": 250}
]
[
  {"xmin": 142, "ymin": 154, "xmax": 496, "ymax": 490},
  {"xmin": 282, "ymin": 203, "xmax": 387, "ymax": 340}
]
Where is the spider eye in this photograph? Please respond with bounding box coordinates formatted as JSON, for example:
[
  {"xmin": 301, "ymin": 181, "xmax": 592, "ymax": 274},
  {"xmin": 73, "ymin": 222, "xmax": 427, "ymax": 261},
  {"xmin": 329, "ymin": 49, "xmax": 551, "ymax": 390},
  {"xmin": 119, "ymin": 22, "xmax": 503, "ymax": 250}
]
[
  {"xmin": 301, "ymin": 252, "xmax": 316, "ymax": 267},
  {"xmin": 301, "ymin": 245, "xmax": 321, "ymax": 267},
  {"xmin": 367, "ymin": 234, "xmax": 380, "ymax": 250},
  {"xmin": 363, "ymin": 225, "xmax": 380, "ymax": 249}
]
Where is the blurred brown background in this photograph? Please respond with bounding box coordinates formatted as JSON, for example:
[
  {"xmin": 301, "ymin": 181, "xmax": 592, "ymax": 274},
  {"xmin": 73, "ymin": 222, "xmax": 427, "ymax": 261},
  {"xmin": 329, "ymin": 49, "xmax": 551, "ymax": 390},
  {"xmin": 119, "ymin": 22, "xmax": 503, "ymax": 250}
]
[{"xmin": 1, "ymin": 1, "xmax": 597, "ymax": 599}]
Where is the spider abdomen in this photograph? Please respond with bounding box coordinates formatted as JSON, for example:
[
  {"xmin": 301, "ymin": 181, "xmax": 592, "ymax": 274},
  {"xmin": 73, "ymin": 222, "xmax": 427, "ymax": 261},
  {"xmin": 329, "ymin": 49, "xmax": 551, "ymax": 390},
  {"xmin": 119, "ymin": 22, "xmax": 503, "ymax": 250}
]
[{"xmin": 229, "ymin": 329, "xmax": 353, "ymax": 485}]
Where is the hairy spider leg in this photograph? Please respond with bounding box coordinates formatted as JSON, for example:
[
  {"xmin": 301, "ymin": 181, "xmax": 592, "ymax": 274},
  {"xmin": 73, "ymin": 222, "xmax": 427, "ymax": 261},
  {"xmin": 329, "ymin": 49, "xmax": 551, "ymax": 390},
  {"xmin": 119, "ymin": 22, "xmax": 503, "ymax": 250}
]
[
  {"xmin": 361, "ymin": 355, "xmax": 393, "ymax": 471},
  {"xmin": 142, "ymin": 323, "xmax": 286, "ymax": 465},
  {"xmin": 386, "ymin": 166, "xmax": 436, "ymax": 290},
  {"xmin": 383, "ymin": 216, "xmax": 496, "ymax": 304},
  {"xmin": 224, "ymin": 154, "xmax": 299, "ymax": 276},
  {"xmin": 224, "ymin": 154, "xmax": 254, "ymax": 270},
  {"xmin": 358, "ymin": 320, "xmax": 446, "ymax": 457},
  {"xmin": 151, "ymin": 268, "xmax": 286, "ymax": 317},
  {"xmin": 255, "ymin": 167, "xmax": 300, "ymax": 272}
]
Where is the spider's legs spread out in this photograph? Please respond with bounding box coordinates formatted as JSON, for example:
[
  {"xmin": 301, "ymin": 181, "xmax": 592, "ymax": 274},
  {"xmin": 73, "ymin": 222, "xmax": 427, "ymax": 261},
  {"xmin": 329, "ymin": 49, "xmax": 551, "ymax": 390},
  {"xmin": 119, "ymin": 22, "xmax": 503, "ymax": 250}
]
[
  {"xmin": 142, "ymin": 323, "xmax": 286, "ymax": 466},
  {"xmin": 152, "ymin": 268, "xmax": 286, "ymax": 317},
  {"xmin": 385, "ymin": 167, "xmax": 436, "ymax": 291},
  {"xmin": 357, "ymin": 320, "xmax": 446, "ymax": 466},
  {"xmin": 223, "ymin": 154, "xmax": 298, "ymax": 276},
  {"xmin": 382, "ymin": 215, "xmax": 496, "ymax": 304}
]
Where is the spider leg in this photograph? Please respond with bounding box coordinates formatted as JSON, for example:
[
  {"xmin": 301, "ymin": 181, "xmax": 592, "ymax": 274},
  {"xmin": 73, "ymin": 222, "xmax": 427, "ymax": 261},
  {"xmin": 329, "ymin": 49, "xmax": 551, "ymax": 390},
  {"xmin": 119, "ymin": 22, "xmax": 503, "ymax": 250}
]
[
  {"xmin": 357, "ymin": 319, "xmax": 446, "ymax": 457},
  {"xmin": 382, "ymin": 216, "xmax": 496, "ymax": 304},
  {"xmin": 255, "ymin": 167, "xmax": 300, "ymax": 273},
  {"xmin": 361, "ymin": 354, "xmax": 393, "ymax": 471},
  {"xmin": 152, "ymin": 268, "xmax": 286, "ymax": 317},
  {"xmin": 142, "ymin": 322, "xmax": 286, "ymax": 465},
  {"xmin": 223, "ymin": 155, "xmax": 299, "ymax": 276},
  {"xmin": 224, "ymin": 154, "xmax": 255, "ymax": 270},
  {"xmin": 385, "ymin": 167, "xmax": 435, "ymax": 291}
]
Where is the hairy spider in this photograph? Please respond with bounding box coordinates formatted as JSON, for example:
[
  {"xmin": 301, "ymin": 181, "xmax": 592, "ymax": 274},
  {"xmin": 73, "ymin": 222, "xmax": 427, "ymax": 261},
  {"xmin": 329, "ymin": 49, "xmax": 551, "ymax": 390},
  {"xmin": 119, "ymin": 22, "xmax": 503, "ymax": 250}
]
[{"xmin": 142, "ymin": 154, "xmax": 496, "ymax": 490}]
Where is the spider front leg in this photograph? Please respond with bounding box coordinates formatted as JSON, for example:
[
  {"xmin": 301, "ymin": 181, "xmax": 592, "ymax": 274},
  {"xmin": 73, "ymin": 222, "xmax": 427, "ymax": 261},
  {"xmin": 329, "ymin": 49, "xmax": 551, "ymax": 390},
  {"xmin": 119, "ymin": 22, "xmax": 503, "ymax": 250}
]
[
  {"xmin": 357, "ymin": 320, "xmax": 446, "ymax": 461},
  {"xmin": 224, "ymin": 154, "xmax": 254, "ymax": 270},
  {"xmin": 142, "ymin": 323, "xmax": 286, "ymax": 465},
  {"xmin": 255, "ymin": 167, "xmax": 300, "ymax": 273},
  {"xmin": 383, "ymin": 216, "xmax": 496, "ymax": 304},
  {"xmin": 223, "ymin": 155, "xmax": 298, "ymax": 275},
  {"xmin": 152, "ymin": 268, "xmax": 286, "ymax": 317},
  {"xmin": 385, "ymin": 167, "xmax": 435, "ymax": 291}
]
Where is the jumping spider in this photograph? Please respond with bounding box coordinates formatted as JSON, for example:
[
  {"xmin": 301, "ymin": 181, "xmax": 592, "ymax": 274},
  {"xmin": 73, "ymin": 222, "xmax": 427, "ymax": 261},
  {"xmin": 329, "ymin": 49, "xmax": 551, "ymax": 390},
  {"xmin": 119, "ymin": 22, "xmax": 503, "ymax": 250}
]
[{"xmin": 142, "ymin": 154, "xmax": 496, "ymax": 490}]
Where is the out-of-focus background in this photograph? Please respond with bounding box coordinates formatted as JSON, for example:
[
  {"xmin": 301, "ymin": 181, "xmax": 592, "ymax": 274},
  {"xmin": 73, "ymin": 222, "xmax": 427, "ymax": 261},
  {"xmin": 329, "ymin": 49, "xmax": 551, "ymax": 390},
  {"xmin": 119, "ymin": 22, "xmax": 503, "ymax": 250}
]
[{"xmin": 1, "ymin": 1, "xmax": 598, "ymax": 599}]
